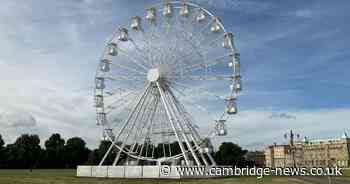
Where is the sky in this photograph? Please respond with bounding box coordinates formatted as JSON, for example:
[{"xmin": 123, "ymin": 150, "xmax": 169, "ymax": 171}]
[{"xmin": 0, "ymin": 0, "xmax": 349, "ymax": 150}]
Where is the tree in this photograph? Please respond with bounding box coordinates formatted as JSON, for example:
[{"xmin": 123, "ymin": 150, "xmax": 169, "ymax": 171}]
[
  {"xmin": 0, "ymin": 134, "xmax": 4, "ymax": 149},
  {"xmin": 2, "ymin": 144, "xmax": 18, "ymax": 169},
  {"xmin": 86, "ymin": 140, "xmax": 115, "ymax": 165},
  {"xmin": 86, "ymin": 149, "xmax": 99, "ymax": 165},
  {"xmin": 0, "ymin": 134, "xmax": 5, "ymax": 168},
  {"xmin": 11, "ymin": 134, "xmax": 42, "ymax": 170},
  {"xmin": 97, "ymin": 140, "xmax": 117, "ymax": 165},
  {"xmin": 64, "ymin": 137, "xmax": 90, "ymax": 168},
  {"xmin": 214, "ymin": 142, "xmax": 248, "ymax": 166},
  {"xmin": 44, "ymin": 133, "xmax": 65, "ymax": 168}
]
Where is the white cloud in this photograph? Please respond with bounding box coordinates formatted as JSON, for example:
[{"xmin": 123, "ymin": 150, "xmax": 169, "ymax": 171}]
[
  {"xmin": 0, "ymin": 0, "xmax": 155, "ymax": 148},
  {"xmin": 0, "ymin": 59, "xmax": 99, "ymax": 147},
  {"xmin": 0, "ymin": 110, "xmax": 37, "ymax": 128},
  {"xmin": 221, "ymin": 108, "xmax": 350, "ymax": 150},
  {"xmin": 269, "ymin": 112, "xmax": 296, "ymax": 120}
]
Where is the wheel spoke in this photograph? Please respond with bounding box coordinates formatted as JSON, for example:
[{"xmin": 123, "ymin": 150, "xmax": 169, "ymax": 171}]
[
  {"xmin": 169, "ymin": 74, "xmax": 233, "ymax": 81},
  {"xmin": 170, "ymin": 54, "xmax": 228, "ymax": 76},
  {"xmin": 110, "ymin": 61, "xmax": 147, "ymax": 76},
  {"xmin": 104, "ymin": 75, "xmax": 146, "ymax": 82},
  {"xmin": 118, "ymin": 48, "xmax": 150, "ymax": 71}
]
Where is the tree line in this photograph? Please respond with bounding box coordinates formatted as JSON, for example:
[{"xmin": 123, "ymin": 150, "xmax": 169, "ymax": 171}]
[{"xmin": 0, "ymin": 133, "xmax": 250, "ymax": 169}]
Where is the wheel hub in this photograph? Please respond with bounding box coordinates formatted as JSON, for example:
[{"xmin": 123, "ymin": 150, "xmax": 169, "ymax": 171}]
[{"xmin": 147, "ymin": 68, "xmax": 161, "ymax": 82}]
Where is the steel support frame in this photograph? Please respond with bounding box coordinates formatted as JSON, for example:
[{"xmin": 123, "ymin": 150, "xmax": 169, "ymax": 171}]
[{"xmin": 99, "ymin": 84, "xmax": 151, "ymax": 166}]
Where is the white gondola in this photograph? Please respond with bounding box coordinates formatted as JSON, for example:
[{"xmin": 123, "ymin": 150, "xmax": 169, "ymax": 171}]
[
  {"xmin": 180, "ymin": 3, "xmax": 189, "ymax": 17},
  {"xmin": 228, "ymin": 53, "xmax": 235, "ymax": 68},
  {"xmin": 103, "ymin": 128, "xmax": 115, "ymax": 141},
  {"xmin": 215, "ymin": 119, "xmax": 227, "ymax": 136},
  {"xmin": 230, "ymin": 83, "xmax": 235, "ymax": 91},
  {"xmin": 199, "ymin": 147, "xmax": 210, "ymax": 153},
  {"xmin": 235, "ymin": 76, "xmax": 242, "ymax": 92},
  {"xmin": 234, "ymin": 52, "xmax": 240, "ymax": 63},
  {"xmin": 229, "ymin": 52, "xmax": 237, "ymax": 63},
  {"xmin": 226, "ymin": 105, "xmax": 237, "ymax": 115},
  {"xmin": 199, "ymin": 138, "xmax": 213, "ymax": 153},
  {"xmin": 95, "ymin": 77, "xmax": 105, "ymax": 89},
  {"xmin": 223, "ymin": 32, "xmax": 233, "ymax": 49},
  {"xmin": 146, "ymin": 7, "xmax": 156, "ymax": 21},
  {"xmin": 234, "ymin": 61, "xmax": 240, "ymax": 76},
  {"xmin": 163, "ymin": 2, "xmax": 172, "ymax": 17},
  {"xmin": 100, "ymin": 59, "xmax": 111, "ymax": 72},
  {"xmin": 211, "ymin": 17, "xmax": 221, "ymax": 32},
  {"xmin": 226, "ymin": 97, "xmax": 237, "ymax": 115},
  {"xmin": 95, "ymin": 95, "xmax": 104, "ymax": 108},
  {"xmin": 96, "ymin": 112, "xmax": 107, "ymax": 126},
  {"xmin": 229, "ymin": 53, "xmax": 240, "ymax": 75},
  {"xmin": 228, "ymin": 62, "xmax": 234, "ymax": 68},
  {"xmin": 107, "ymin": 42, "xmax": 118, "ymax": 56},
  {"xmin": 131, "ymin": 16, "xmax": 141, "ymax": 30},
  {"xmin": 118, "ymin": 28, "xmax": 129, "ymax": 41},
  {"xmin": 196, "ymin": 9, "xmax": 207, "ymax": 22}
]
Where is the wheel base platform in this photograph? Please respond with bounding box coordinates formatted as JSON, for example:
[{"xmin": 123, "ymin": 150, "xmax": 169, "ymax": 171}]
[{"xmin": 77, "ymin": 165, "xmax": 216, "ymax": 179}]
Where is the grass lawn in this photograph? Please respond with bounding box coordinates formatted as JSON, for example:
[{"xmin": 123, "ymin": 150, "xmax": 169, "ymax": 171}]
[{"xmin": 0, "ymin": 169, "xmax": 349, "ymax": 184}]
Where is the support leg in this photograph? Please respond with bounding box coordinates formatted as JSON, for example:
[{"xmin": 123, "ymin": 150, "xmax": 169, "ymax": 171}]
[{"xmin": 157, "ymin": 82, "xmax": 190, "ymax": 165}]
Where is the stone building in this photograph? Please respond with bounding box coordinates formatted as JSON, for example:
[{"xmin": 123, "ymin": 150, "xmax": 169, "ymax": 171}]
[
  {"xmin": 244, "ymin": 151, "xmax": 266, "ymax": 167},
  {"xmin": 265, "ymin": 133, "xmax": 350, "ymax": 168},
  {"xmin": 265, "ymin": 144, "xmax": 291, "ymax": 168}
]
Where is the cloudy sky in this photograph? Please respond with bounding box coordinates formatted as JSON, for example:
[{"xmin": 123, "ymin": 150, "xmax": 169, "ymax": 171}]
[{"xmin": 0, "ymin": 0, "xmax": 349, "ymax": 150}]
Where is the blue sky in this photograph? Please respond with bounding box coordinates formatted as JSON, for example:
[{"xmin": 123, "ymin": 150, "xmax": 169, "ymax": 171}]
[{"xmin": 0, "ymin": 0, "xmax": 349, "ymax": 150}]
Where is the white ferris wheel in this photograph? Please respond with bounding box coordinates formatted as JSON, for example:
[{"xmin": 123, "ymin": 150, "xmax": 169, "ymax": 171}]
[{"xmin": 94, "ymin": 0, "xmax": 242, "ymax": 166}]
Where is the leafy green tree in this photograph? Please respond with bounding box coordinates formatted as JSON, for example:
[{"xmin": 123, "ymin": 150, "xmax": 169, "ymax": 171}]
[
  {"xmin": 214, "ymin": 142, "xmax": 248, "ymax": 166},
  {"xmin": 64, "ymin": 137, "xmax": 90, "ymax": 168},
  {"xmin": 11, "ymin": 134, "xmax": 42, "ymax": 170},
  {"xmin": 2, "ymin": 144, "xmax": 17, "ymax": 168},
  {"xmin": 44, "ymin": 133, "xmax": 65, "ymax": 168},
  {"xmin": 86, "ymin": 149, "xmax": 99, "ymax": 165}
]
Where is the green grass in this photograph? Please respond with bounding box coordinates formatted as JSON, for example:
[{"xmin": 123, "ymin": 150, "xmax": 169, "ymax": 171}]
[
  {"xmin": 0, "ymin": 169, "xmax": 349, "ymax": 184},
  {"xmin": 342, "ymin": 168, "xmax": 350, "ymax": 176}
]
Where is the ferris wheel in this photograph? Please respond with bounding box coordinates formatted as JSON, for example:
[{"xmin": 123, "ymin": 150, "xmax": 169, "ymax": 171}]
[{"xmin": 94, "ymin": 0, "xmax": 242, "ymax": 166}]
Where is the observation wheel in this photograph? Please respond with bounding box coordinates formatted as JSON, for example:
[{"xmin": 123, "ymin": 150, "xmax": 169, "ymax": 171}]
[{"xmin": 94, "ymin": 0, "xmax": 242, "ymax": 166}]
